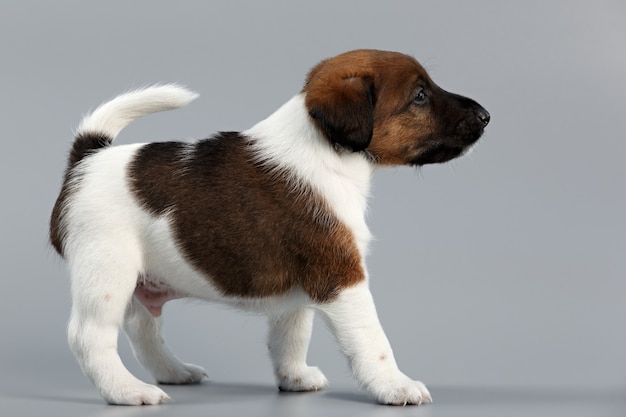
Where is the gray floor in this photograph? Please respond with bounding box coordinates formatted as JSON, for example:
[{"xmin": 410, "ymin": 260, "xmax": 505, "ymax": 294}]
[
  {"xmin": 2, "ymin": 351, "xmax": 624, "ymax": 417},
  {"xmin": 2, "ymin": 376, "xmax": 625, "ymax": 417}
]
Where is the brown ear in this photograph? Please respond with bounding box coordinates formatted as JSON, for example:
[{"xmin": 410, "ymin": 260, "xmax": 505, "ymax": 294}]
[{"xmin": 305, "ymin": 75, "xmax": 374, "ymax": 152}]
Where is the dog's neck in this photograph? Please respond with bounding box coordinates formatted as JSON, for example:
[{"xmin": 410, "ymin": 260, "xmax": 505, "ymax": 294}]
[{"xmin": 245, "ymin": 93, "xmax": 373, "ymax": 254}]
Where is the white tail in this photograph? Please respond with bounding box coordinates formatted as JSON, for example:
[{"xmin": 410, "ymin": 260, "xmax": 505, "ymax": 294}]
[{"xmin": 76, "ymin": 84, "xmax": 199, "ymax": 140}]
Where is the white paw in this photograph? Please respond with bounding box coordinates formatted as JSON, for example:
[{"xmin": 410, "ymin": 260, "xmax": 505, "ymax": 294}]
[
  {"xmin": 277, "ymin": 366, "xmax": 329, "ymax": 392},
  {"xmin": 103, "ymin": 381, "xmax": 171, "ymax": 405},
  {"xmin": 155, "ymin": 362, "xmax": 208, "ymax": 385},
  {"xmin": 369, "ymin": 376, "xmax": 431, "ymax": 406}
]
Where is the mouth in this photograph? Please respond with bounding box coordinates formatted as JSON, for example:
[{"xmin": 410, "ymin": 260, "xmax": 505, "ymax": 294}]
[
  {"xmin": 410, "ymin": 125, "xmax": 486, "ymax": 166},
  {"xmin": 410, "ymin": 143, "xmax": 466, "ymax": 166}
]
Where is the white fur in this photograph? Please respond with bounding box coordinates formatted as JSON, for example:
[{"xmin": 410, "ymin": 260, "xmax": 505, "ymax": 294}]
[
  {"xmin": 77, "ymin": 84, "xmax": 198, "ymax": 139},
  {"xmin": 61, "ymin": 86, "xmax": 430, "ymax": 405},
  {"xmin": 245, "ymin": 94, "xmax": 373, "ymax": 254},
  {"xmin": 267, "ymin": 308, "xmax": 329, "ymax": 391},
  {"xmin": 316, "ymin": 282, "xmax": 431, "ymax": 405}
]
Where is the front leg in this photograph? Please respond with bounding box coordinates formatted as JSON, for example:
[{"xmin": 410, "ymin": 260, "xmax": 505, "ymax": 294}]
[
  {"xmin": 267, "ymin": 308, "xmax": 328, "ymax": 392},
  {"xmin": 316, "ymin": 282, "xmax": 431, "ymax": 405}
]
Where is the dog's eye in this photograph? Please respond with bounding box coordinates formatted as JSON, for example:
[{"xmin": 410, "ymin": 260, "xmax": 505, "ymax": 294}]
[{"xmin": 413, "ymin": 89, "xmax": 426, "ymax": 105}]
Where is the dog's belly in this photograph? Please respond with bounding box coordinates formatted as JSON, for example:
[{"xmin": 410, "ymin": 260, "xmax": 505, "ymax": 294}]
[
  {"xmin": 141, "ymin": 214, "xmax": 225, "ymax": 302},
  {"xmin": 139, "ymin": 213, "xmax": 311, "ymax": 314}
]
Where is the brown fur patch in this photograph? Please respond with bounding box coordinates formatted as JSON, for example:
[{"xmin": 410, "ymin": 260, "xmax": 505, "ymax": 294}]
[{"xmin": 128, "ymin": 133, "xmax": 365, "ymax": 303}]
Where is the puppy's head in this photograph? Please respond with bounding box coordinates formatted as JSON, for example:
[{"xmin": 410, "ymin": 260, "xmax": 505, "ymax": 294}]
[{"xmin": 303, "ymin": 49, "xmax": 490, "ymax": 166}]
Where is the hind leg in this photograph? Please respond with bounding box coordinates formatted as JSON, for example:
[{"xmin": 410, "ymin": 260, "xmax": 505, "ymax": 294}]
[
  {"xmin": 67, "ymin": 252, "xmax": 169, "ymax": 405},
  {"xmin": 123, "ymin": 295, "xmax": 207, "ymax": 384}
]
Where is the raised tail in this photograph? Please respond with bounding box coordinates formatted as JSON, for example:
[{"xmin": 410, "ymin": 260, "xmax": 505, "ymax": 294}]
[{"xmin": 68, "ymin": 84, "xmax": 198, "ymax": 166}]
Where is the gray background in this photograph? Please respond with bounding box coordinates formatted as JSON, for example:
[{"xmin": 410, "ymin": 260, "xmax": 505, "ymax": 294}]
[{"xmin": 1, "ymin": 1, "xmax": 625, "ymax": 416}]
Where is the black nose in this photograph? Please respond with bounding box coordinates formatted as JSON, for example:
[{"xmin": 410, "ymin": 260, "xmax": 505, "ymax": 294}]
[{"xmin": 477, "ymin": 107, "xmax": 490, "ymax": 126}]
